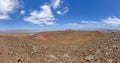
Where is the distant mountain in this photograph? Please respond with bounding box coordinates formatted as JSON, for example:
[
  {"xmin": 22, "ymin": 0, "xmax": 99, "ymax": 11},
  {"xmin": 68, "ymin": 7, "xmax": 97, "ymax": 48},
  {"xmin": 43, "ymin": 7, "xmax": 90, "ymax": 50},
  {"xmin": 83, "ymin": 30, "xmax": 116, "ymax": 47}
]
[
  {"xmin": 96, "ymin": 29, "xmax": 120, "ymax": 32},
  {"xmin": 0, "ymin": 29, "xmax": 120, "ymax": 34},
  {"xmin": 0, "ymin": 30, "xmax": 41, "ymax": 34}
]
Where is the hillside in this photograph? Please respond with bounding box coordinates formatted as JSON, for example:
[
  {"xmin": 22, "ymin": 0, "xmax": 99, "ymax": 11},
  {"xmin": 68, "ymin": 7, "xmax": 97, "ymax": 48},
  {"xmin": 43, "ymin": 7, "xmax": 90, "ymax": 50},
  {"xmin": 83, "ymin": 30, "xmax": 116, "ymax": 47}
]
[
  {"xmin": 30, "ymin": 30, "xmax": 102, "ymax": 45},
  {"xmin": 0, "ymin": 30, "xmax": 120, "ymax": 63}
]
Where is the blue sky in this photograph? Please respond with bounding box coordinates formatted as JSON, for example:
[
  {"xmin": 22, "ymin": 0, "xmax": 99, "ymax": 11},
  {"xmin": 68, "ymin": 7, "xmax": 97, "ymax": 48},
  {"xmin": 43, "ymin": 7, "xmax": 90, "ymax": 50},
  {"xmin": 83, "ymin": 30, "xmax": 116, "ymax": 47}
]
[{"xmin": 0, "ymin": 0, "xmax": 120, "ymax": 31}]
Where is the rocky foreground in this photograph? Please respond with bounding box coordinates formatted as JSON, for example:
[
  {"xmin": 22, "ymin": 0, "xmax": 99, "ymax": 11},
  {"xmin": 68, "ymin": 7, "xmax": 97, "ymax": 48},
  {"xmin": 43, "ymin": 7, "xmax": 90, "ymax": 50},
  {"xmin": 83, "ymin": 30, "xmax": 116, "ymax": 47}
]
[{"xmin": 0, "ymin": 30, "xmax": 120, "ymax": 63}]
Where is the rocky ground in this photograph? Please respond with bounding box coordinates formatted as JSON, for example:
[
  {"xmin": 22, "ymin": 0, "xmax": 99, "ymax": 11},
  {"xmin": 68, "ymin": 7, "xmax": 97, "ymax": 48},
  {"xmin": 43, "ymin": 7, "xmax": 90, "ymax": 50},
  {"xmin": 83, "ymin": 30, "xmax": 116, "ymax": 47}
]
[{"xmin": 0, "ymin": 30, "xmax": 120, "ymax": 63}]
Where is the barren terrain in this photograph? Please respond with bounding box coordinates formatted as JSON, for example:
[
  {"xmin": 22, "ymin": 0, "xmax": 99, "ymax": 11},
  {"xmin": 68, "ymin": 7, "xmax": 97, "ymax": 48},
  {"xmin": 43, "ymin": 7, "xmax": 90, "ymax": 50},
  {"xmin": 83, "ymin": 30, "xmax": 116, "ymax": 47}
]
[{"xmin": 0, "ymin": 30, "xmax": 120, "ymax": 63}]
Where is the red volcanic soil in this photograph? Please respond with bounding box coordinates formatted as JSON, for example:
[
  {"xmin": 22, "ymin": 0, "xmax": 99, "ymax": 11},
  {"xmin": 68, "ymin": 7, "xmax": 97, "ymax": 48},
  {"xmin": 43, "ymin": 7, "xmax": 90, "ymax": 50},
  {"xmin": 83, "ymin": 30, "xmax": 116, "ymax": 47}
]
[{"xmin": 30, "ymin": 30, "xmax": 102, "ymax": 45}]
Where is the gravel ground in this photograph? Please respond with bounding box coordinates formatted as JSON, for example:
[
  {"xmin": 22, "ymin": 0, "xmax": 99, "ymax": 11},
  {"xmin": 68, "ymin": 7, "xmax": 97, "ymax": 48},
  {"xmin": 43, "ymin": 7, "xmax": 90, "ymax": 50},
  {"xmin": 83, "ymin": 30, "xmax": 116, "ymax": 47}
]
[{"xmin": 0, "ymin": 31, "xmax": 120, "ymax": 63}]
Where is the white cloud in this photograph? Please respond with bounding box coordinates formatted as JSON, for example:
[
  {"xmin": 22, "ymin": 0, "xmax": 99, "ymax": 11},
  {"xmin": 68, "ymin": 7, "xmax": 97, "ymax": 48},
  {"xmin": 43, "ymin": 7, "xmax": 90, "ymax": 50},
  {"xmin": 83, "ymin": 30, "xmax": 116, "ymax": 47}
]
[
  {"xmin": 0, "ymin": 14, "xmax": 10, "ymax": 19},
  {"xmin": 64, "ymin": 16, "xmax": 120, "ymax": 30},
  {"xmin": 24, "ymin": 0, "xmax": 69, "ymax": 25},
  {"xmin": 51, "ymin": 0, "xmax": 69, "ymax": 15},
  {"xmin": 57, "ymin": 7, "xmax": 69, "ymax": 15},
  {"xmin": 24, "ymin": 5, "xmax": 55, "ymax": 25},
  {"xmin": 51, "ymin": 0, "xmax": 61, "ymax": 9},
  {"xmin": 80, "ymin": 17, "xmax": 120, "ymax": 26},
  {"xmin": 103, "ymin": 16, "xmax": 120, "ymax": 26},
  {"xmin": 80, "ymin": 21, "xmax": 99, "ymax": 24},
  {"xmin": 67, "ymin": 23, "xmax": 81, "ymax": 26},
  {"xmin": 66, "ymin": 16, "xmax": 120, "ymax": 28},
  {"xmin": 0, "ymin": 0, "xmax": 21, "ymax": 19},
  {"xmin": 20, "ymin": 10, "xmax": 25, "ymax": 15}
]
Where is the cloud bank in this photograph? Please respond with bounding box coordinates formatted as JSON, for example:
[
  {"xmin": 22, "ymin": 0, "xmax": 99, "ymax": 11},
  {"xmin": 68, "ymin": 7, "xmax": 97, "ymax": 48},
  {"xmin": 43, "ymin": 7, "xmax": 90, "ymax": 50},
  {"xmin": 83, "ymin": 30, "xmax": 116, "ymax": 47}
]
[
  {"xmin": 103, "ymin": 16, "xmax": 120, "ymax": 26},
  {"xmin": 67, "ymin": 16, "xmax": 120, "ymax": 28}
]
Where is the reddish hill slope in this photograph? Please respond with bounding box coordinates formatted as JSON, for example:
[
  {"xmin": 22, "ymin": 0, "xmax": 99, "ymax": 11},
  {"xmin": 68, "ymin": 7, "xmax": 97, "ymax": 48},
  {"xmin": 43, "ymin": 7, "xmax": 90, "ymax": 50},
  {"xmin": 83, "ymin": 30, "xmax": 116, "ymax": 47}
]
[{"xmin": 30, "ymin": 30, "xmax": 102, "ymax": 45}]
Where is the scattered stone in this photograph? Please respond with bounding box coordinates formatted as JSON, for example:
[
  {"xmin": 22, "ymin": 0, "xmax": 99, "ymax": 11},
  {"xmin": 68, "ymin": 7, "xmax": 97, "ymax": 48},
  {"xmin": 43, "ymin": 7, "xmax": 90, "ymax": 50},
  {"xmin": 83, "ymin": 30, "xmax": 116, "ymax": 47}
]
[
  {"xmin": 49, "ymin": 55, "xmax": 58, "ymax": 60},
  {"xmin": 17, "ymin": 58, "xmax": 24, "ymax": 63},
  {"xmin": 95, "ymin": 49, "xmax": 101, "ymax": 54},
  {"xmin": 85, "ymin": 55, "xmax": 94, "ymax": 61},
  {"xmin": 107, "ymin": 59, "xmax": 113, "ymax": 63},
  {"xmin": 63, "ymin": 53, "xmax": 70, "ymax": 58}
]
